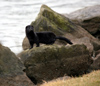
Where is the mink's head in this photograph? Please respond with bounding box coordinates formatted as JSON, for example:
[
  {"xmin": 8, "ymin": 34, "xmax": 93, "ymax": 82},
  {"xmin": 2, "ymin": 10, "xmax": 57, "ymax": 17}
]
[{"xmin": 25, "ymin": 25, "xmax": 34, "ymax": 33}]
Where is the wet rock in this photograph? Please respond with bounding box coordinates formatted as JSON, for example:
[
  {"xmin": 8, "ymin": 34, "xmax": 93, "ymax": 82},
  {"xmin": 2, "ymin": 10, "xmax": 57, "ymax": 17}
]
[
  {"xmin": 19, "ymin": 44, "xmax": 93, "ymax": 84},
  {"xmin": 0, "ymin": 44, "xmax": 34, "ymax": 86}
]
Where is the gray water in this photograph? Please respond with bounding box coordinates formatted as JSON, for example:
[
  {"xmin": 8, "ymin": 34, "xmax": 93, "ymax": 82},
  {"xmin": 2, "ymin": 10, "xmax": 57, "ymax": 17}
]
[{"xmin": 0, "ymin": 0, "xmax": 100, "ymax": 54}]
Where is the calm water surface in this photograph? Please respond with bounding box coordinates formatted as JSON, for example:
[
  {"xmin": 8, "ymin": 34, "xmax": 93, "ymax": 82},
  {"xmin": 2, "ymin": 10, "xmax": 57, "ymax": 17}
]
[{"xmin": 0, "ymin": 0, "xmax": 100, "ymax": 54}]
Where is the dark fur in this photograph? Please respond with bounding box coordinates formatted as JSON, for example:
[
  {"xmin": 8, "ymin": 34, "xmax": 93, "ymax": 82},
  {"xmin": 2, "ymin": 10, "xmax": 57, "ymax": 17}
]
[{"xmin": 25, "ymin": 25, "xmax": 73, "ymax": 49}]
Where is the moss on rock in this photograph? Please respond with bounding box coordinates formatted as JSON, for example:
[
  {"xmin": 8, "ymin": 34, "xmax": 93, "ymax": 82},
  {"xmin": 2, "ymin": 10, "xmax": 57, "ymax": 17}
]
[
  {"xmin": 22, "ymin": 5, "xmax": 98, "ymax": 50},
  {"xmin": 31, "ymin": 5, "xmax": 75, "ymax": 35},
  {"xmin": 19, "ymin": 44, "xmax": 93, "ymax": 84},
  {"xmin": 20, "ymin": 44, "xmax": 88, "ymax": 63}
]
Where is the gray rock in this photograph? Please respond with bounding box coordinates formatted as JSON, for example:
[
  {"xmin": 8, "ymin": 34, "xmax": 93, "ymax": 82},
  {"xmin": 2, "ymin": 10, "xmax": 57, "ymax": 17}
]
[{"xmin": 65, "ymin": 5, "xmax": 100, "ymax": 36}]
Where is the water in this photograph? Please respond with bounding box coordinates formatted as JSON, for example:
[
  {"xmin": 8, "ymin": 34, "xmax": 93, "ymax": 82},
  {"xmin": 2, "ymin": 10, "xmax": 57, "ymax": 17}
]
[{"xmin": 0, "ymin": 0, "xmax": 100, "ymax": 54}]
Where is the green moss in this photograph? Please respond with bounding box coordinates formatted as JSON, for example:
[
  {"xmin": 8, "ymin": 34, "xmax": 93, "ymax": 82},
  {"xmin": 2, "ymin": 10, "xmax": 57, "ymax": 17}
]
[
  {"xmin": 19, "ymin": 44, "xmax": 92, "ymax": 82},
  {"xmin": 23, "ymin": 44, "xmax": 89, "ymax": 67},
  {"xmin": 31, "ymin": 4, "xmax": 75, "ymax": 35},
  {"xmin": 31, "ymin": 15, "xmax": 64, "ymax": 35},
  {"xmin": 42, "ymin": 9, "xmax": 72, "ymax": 31}
]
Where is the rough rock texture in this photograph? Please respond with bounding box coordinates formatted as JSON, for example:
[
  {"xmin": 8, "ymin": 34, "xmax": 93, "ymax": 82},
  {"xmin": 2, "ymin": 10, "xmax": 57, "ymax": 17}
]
[
  {"xmin": 65, "ymin": 5, "xmax": 100, "ymax": 38},
  {"xmin": 19, "ymin": 44, "xmax": 93, "ymax": 84},
  {"xmin": 0, "ymin": 74, "xmax": 34, "ymax": 86},
  {"xmin": 72, "ymin": 37, "xmax": 93, "ymax": 52},
  {"xmin": 0, "ymin": 44, "xmax": 34, "ymax": 86},
  {"xmin": 90, "ymin": 50, "xmax": 100, "ymax": 70},
  {"xmin": 22, "ymin": 4, "xmax": 99, "ymax": 50}
]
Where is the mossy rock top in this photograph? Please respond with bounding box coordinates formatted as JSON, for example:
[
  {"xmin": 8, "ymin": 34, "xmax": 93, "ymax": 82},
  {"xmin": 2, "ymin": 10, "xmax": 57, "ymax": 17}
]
[
  {"xmin": 19, "ymin": 44, "xmax": 89, "ymax": 64},
  {"xmin": 31, "ymin": 4, "xmax": 76, "ymax": 35}
]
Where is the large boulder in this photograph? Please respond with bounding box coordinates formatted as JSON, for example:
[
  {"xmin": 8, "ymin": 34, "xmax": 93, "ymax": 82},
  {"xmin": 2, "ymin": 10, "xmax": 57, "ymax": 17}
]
[
  {"xmin": 65, "ymin": 5, "xmax": 100, "ymax": 38},
  {"xmin": 22, "ymin": 4, "xmax": 98, "ymax": 50},
  {"xmin": 19, "ymin": 44, "xmax": 93, "ymax": 84},
  {"xmin": 0, "ymin": 44, "xmax": 34, "ymax": 86}
]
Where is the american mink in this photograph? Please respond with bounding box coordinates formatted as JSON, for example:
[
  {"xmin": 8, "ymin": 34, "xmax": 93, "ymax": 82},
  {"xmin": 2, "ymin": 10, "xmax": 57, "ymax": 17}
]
[{"xmin": 25, "ymin": 25, "xmax": 73, "ymax": 49}]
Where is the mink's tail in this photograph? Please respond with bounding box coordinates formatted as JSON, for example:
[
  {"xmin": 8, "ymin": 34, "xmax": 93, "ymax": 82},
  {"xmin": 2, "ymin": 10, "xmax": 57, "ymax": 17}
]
[{"xmin": 56, "ymin": 36, "xmax": 73, "ymax": 44}]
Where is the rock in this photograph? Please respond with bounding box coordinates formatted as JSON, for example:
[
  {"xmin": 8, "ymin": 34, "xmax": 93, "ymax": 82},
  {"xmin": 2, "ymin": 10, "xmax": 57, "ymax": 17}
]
[
  {"xmin": 22, "ymin": 4, "xmax": 98, "ymax": 50},
  {"xmin": 31, "ymin": 5, "xmax": 76, "ymax": 35},
  {"xmin": 65, "ymin": 5, "xmax": 100, "ymax": 38},
  {"xmin": 90, "ymin": 50, "xmax": 100, "ymax": 70},
  {"xmin": 22, "ymin": 37, "xmax": 30, "ymax": 50},
  {"xmin": 72, "ymin": 37, "xmax": 93, "ymax": 53},
  {"xmin": 0, "ymin": 44, "xmax": 34, "ymax": 86},
  {"xmin": 19, "ymin": 44, "xmax": 93, "ymax": 84},
  {"xmin": 91, "ymin": 55, "xmax": 100, "ymax": 70},
  {"xmin": 22, "ymin": 4, "xmax": 76, "ymax": 50},
  {"xmin": 91, "ymin": 41, "xmax": 100, "ymax": 51}
]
